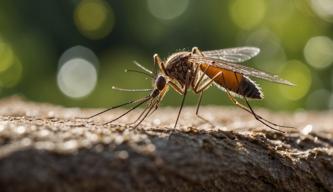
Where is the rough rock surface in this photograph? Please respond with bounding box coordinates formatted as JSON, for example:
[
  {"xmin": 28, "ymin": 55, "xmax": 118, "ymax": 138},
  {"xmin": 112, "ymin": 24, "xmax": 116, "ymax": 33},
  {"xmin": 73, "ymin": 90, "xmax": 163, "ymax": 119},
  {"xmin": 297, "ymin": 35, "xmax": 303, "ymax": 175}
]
[{"xmin": 0, "ymin": 97, "xmax": 332, "ymax": 192}]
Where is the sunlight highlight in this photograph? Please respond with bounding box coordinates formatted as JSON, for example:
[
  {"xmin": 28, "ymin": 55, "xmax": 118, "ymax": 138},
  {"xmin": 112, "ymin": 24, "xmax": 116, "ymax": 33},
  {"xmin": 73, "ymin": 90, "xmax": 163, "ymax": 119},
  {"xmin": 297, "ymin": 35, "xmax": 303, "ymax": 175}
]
[
  {"xmin": 278, "ymin": 60, "xmax": 312, "ymax": 101},
  {"xmin": 0, "ymin": 39, "xmax": 22, "ymax": 88},
  {"xmin": 310, "ymin": 0, "xmax": 333, "ymax": 23},
  {"xmin": 304, "ymin": 36, "xmax": 333, "ymax": 69},
  {"xmin": 57, "ymin": 58, "xmax": 97, "ymax": 98},
  {"xmin": 57, "ymin": 46, "xmax": 98, "ymax": 98},
  {"xmin": 147, "ymin": 0, "xmax": 189, "ymax": 20},
  {"xmin": 230, "ymin": 0, "xmax": 266, "ymax": 30},
  {"xmin": 0, "ymin": 41, "xmax": 14, "ymax": 72},
  {"xmin": 74, "ymin": 0, "xmax": 114, "ymax": 39}
]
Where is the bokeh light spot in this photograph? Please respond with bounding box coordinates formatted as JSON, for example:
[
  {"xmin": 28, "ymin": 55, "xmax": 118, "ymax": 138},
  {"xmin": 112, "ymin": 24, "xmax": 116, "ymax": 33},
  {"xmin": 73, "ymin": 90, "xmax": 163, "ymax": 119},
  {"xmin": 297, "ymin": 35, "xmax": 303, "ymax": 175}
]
[
  {"xmin": 74, "ymin": 0, "xmax": 114, "ymax": 39},
  {"xmin": 310, "ymin": 0, "xmax": 333, "ymax": 23},
  {"xmin": 57, "ymin": 58, "xmax": 97, "ymax": 98},
  {"xmin": 0, "ymin": 59, "xmax": 22, "ymax": 88},
  {"xmin": 331, "ymin": 69, "xmax": 333, "ymax": 88},
  {"xmin": 0, "ymin": 39, "xmax": 22, "ymax": 88},
  {"xmin": 306, "ymin": 89, "xmax": 330, "ymax": 109},
  {"xmin": 59, "ymin": 45, "xmax": 99, "ymax": 68},
  {"xmin": 147, "ymin": 0, "xmax": 189, "ymax": 20},
  {"xmin": 230, "ymin": 0, "xmax": 266, "ymax": 30},
  {"xmin": 0, "ymin": 41, "xmax": 14, "ymax": 72},
  {"xmin": 329, "ymin": 93, "xmax": 333, "ymax": 109},
  {"xmin": 278, "ymin": 60, "xmax": 312, "ymax": 101},
  {"xmin": 245, "ymin": 28, "xmax": 287, "ymax": 72},
  {"xmin": 304, "ymin": 36, "xmax": 333, "ymax": 69},
  {"xmin": 57, "ymin": 46, "xmax": 99, "ymax": 99}
]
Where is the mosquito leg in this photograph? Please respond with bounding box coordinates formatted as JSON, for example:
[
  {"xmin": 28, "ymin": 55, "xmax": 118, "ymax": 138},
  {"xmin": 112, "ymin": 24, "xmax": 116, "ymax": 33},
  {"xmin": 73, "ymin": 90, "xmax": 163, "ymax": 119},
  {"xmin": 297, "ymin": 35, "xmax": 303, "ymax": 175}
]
[
  {"xmin": 218, "ymin": 73, "xmax": 288, "ymax": 132},
  {"xmin": 154, "ymin": 54, "xmax": 167, "ymax": 75},
  {"xmin": 243, "ymin": 96, "xmax": 294, "ymax": 129},
  {"xmin": 194, "ymin": 91, "xmax": 214, "ymax": 126},
  {"xmin": 173, "ymin": 70, "xmax": 191, "ymax": 130},
  {"xmin": 231, "ymin": 73, "xmax": 294, "ymax": 129},
  {"xmin": 193, "ymin": 65, "xmax": 210, "ymax": 91},
  {"xmin": 192, "ymin": 72, "xmax": 222, "ymax": 125},
  {"xmin": 76, "ymin": 96, "xmax": 150, "ymax": 120},
  {"xmin": 191, "ymin": 47, "xmax": 204, "ymax": 56},
  {"xmin": 191, "ymin": 64, "xmax": 199, "ymax": 88},
  {"xmin": 168, "ymin": 81, "xmax": 184, "ymax": 95},
  {"xmin": 242, "ymin": 99, "xmax": 286, "ymax": 132},
  {"xmin": 194, "ymin": 72, "xmax": 222, "ymax": 93},
  {"xmin": 103, "ymin": 97, "xmax": 151, "ymax": 125},
  {"xmin": 174, "ymin": 88, "xmax": 187, "ymax": 130},
  {"xmin": 221, "ymin": 83, "xmax": 284, "ymax": 132}
]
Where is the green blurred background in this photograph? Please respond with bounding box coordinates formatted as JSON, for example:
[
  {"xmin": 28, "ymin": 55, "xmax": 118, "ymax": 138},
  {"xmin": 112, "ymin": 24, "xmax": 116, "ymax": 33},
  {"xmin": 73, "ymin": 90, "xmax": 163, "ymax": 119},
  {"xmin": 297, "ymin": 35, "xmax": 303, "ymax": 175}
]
[{"xmin": 0, "ymin": 0, "xmax": 333, "ymax": 111}]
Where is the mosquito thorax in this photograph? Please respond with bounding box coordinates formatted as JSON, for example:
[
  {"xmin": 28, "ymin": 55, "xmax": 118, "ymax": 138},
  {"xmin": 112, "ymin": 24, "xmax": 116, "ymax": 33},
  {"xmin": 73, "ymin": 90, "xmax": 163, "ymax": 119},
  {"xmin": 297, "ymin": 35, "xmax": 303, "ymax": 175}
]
[
  {"xmin": 155, "ymin": 75, "xmax": 166, "ymax": 90},
  {"xmin": 165, "ymin": 52, "xmax": 194, "ymax": 86}
]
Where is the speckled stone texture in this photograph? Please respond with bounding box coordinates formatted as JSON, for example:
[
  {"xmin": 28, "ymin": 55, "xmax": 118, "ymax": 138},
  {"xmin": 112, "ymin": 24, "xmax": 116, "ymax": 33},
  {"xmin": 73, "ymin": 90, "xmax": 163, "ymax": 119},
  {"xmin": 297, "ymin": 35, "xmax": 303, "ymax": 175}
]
[{"xmin": 0, "ymin": 96, "xmax": 332, "ymax": 192}]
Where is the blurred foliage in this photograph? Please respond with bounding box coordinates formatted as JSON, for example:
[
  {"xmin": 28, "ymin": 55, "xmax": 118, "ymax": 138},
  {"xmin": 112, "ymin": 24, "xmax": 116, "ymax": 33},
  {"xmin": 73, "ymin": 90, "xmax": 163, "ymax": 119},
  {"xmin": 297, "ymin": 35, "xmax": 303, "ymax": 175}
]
[{"xmin": 0, "ymin": 0, "xmax": 333, "ymax": 111}]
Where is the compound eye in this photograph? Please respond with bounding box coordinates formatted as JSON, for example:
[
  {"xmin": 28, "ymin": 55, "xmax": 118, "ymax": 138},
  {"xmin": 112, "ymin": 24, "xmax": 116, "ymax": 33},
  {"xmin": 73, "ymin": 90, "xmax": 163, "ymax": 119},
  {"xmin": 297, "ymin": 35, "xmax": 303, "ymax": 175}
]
[{"xmin": 156, "ymin": 76, "xmax": 166, "ymax": 90}]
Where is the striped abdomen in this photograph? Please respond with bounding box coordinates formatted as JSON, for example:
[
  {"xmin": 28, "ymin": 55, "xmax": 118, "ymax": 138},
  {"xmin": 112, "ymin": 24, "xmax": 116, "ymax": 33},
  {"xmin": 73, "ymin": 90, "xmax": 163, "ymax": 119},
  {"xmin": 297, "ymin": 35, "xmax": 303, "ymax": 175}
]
[{"xmin": 200, "ymin": 64, "xmax": 263, "ymax": 99}]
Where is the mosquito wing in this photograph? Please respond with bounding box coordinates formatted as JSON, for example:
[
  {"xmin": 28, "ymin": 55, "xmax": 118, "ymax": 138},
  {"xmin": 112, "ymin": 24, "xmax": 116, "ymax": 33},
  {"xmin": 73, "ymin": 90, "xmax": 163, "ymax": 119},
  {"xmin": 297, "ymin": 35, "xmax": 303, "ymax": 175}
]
[
  {"xmin": 202, "ymin": 47, "xmax": 260, "ymax": 63},
  {"xmin": 189, "ymin": 56, "xmax": 295, "ymax": 86}
]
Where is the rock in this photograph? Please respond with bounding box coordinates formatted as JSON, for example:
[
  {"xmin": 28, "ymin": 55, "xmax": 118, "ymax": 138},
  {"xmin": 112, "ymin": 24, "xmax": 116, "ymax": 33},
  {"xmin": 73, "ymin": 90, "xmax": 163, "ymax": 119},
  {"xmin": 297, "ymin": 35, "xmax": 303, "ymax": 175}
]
[{"xmin": 0, "ymin": 97, "xmax": 332, "ymax": 192}]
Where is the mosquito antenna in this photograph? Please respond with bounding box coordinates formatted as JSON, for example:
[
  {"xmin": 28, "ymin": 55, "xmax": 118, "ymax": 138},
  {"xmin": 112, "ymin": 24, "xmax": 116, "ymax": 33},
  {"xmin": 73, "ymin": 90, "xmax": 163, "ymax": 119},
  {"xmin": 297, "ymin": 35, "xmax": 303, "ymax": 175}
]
[
  {"xmin": 103, "ymin": 96, "xmax": 151, "ymax": 125},
  {"xmin": 125, "ymin": 69, "xmax": 154, "ymax": 79},
  {"xmin": 112, "ymin": 86, "xmax": 152, "ymax": 92},
  {"xmin": 133, "ymin": 61, "xmax": 153, "ymax": 74},
  {"xmin": 77, "ymin": 96, "xmax": 150, "ymax": 120}
]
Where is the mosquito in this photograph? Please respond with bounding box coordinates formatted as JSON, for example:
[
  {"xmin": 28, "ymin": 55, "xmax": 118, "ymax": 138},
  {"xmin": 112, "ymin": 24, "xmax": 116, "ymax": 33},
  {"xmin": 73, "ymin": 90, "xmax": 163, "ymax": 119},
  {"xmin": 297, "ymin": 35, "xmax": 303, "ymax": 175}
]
[{"xmin": 81, "ymin": 47, "xmax": 295, "ymax": 133}]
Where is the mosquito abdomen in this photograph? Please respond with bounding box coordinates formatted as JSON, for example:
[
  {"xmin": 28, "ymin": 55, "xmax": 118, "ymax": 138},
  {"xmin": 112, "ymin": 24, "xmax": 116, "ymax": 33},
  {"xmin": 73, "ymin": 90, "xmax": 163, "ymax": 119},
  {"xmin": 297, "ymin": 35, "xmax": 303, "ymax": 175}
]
[
  {"xmin": 200, "ymin": 64, "xmax": 263, "ymax": 99},
  {"xmin": 238, "ymin": 77, "xmax": 263, "ymax": 99}
]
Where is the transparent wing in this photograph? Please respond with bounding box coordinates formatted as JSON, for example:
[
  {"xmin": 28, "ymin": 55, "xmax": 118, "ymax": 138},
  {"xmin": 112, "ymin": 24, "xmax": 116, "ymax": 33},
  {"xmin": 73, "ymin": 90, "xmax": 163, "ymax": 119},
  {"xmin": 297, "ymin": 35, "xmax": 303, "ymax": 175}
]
[
  {"xmin": 202, "ymin": 47, "xmax": 260, "ymax": 63},
  {"xmin": 189, "ymin": 56, "xmax": 294, "ymax": 86}
]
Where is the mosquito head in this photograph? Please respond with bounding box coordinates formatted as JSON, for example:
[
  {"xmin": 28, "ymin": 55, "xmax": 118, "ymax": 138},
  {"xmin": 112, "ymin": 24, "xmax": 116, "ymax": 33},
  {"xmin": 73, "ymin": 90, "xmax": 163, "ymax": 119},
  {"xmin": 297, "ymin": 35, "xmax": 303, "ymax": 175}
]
[
  {"xmin": 155, "ymin": 75, "xmax": 166, "ymax": 91},
  {"xmin": 149, "ymin": 75, "xmax": 167, "ymax": 98}
]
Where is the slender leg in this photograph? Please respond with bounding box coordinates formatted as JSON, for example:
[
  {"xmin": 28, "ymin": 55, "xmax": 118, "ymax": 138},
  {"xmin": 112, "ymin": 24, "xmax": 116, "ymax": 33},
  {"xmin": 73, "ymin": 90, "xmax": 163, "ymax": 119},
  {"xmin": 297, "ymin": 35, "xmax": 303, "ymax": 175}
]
[
  {"xmin": 192, "ymin": 47, "xmax": 204, "ymax": 56},
  {"xmin": 191, "ymin": 69, "xmax": 222, "ymax": 124},
  {"xmin": 173, "ymin": 70, "xmax": 191, "ymax": 129},
  {"xmin": 194, "ymin": 72, "xmax": 222, "ymax": 93},
  {"xmin": 194, "ymin": 91, "xmax": 214, "ymax": 125},
  {"xmin": 191, "ymin": 64, "xmax": 199, "ymax": 88},
  {"xmin": 224, "ymin": 90, "xmax": 285, "ymax": 133},
  {"xmin": 192, "ymin": 72, "xmax": 222, "ymax": 125},
  {"xmin": 154, "ymin": 54, "xmax": 167, "ymax": 75},
  {"xmin": 193, "ymin": 65, "xmax": 210, "ymax": 91},
  {"xmin": 244, "ymin": 96, "xmax": 294, "ymax": 129},
  {"xmin": 174, "ymin": 87, "xmax": 187, "ymax": 129},
  {"xmin": 103, "ymin": 97, "xmax": 151, "ymax": 125},
  {"xmin": 231, "ymin": 72, "xmax": 294, "ymax": 129},
  {"xmin": 220, "ymin": 73, "xmax": 291, "ymax": 132},
  {"xmin": 77, "ymin": 96, "xmax": 150, "ymax": 120},
  {"xmin": 168, "ymin": 81, "xmax": 184, "ymax": 95}
]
